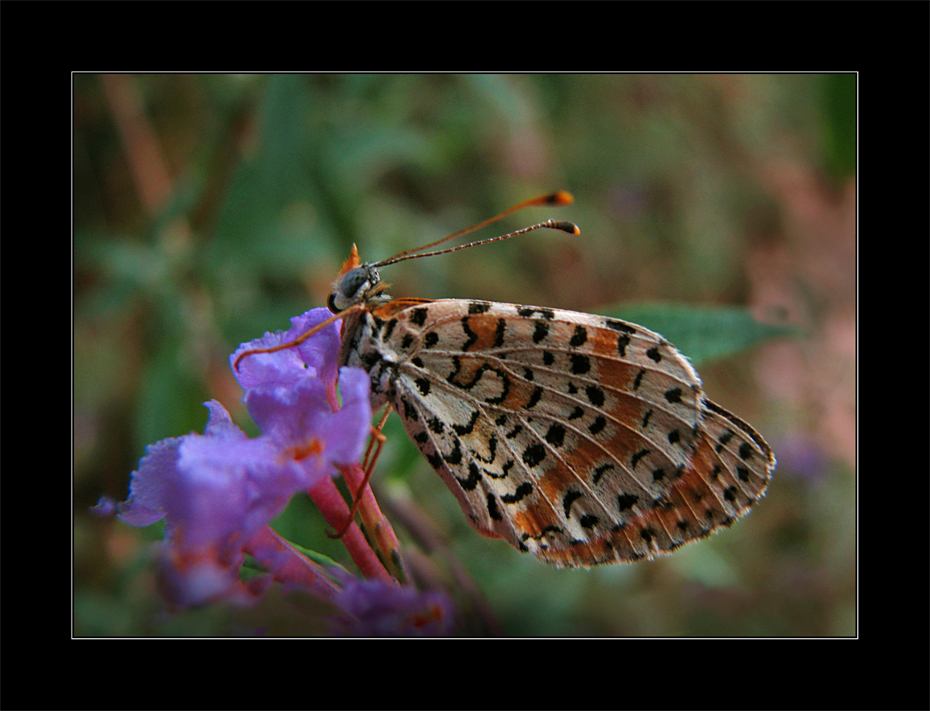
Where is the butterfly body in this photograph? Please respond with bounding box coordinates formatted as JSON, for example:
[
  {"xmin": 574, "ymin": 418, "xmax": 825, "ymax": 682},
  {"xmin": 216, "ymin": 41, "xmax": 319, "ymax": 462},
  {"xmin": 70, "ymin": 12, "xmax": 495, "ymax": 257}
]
[{"xmin": 331, "ymin": 249, "xmax": 775, "ymax": 568}]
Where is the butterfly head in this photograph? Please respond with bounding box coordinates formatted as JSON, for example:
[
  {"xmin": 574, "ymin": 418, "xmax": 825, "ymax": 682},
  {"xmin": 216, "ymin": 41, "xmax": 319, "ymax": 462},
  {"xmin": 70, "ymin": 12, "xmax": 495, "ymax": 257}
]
[
  {"xmin": 326, "ymin": 194, "xmax": 580, "ymax": 315},
  {"xmin": 328, "ymin": 244, "xmax": 389, "ymax": 313}
]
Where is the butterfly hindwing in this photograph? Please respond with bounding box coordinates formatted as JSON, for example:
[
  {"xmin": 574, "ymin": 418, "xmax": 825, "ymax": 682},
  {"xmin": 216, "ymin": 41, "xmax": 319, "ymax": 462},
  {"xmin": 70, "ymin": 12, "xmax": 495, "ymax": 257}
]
[{"xmin": 342, "ymin": 297, "xmax": 774, "ymax": 567}]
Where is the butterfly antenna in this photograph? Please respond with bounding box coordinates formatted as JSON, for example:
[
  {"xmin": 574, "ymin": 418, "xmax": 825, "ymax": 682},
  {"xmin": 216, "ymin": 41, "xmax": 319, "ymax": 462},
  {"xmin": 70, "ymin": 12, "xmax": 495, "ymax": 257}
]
[
  {"xmin": 376, "ymin": 190, "xmax": 575, "ymax": 266},
  {"xmin": 374, "ymin": 219, "xmax": 580, "ymax": 267}
]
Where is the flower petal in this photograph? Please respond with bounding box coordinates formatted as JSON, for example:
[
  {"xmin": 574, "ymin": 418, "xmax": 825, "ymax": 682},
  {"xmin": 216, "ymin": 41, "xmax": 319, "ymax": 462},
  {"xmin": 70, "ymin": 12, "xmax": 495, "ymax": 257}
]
[{"xmin": 231, "ymin": 308, "xmax": 340, "ymax": 391}]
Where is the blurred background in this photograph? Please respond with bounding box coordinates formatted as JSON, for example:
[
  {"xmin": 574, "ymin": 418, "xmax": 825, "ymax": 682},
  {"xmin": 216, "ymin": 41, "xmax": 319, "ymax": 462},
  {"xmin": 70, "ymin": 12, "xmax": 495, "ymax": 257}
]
[{"xmin": 74, "ymin": 74, "xmax": 856, "ymax": 637}]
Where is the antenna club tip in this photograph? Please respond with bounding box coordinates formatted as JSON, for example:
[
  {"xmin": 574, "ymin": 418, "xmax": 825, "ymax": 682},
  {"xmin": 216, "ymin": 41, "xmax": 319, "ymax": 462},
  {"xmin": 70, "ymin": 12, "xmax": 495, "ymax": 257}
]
[
  {"xmin": 549, "ymin": 219, "xmax": 581, "ymax": 235},
  {"xmin": 544, "ymin": 190, "xmax": 574, "ymax": 206}
]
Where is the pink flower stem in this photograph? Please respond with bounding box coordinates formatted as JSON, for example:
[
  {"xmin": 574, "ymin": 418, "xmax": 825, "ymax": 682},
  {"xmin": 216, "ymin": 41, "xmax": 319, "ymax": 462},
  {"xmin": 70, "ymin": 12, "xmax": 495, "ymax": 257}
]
[{"xmin": 307, "ymin": 477, "xmax": 395, "ymax": 583}]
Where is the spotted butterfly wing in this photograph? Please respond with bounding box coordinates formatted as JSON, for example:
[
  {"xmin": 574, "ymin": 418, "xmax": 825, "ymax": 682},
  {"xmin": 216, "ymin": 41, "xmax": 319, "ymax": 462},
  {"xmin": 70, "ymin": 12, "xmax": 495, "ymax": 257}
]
[{"xmin": 338, "ymin": 295, "xmax": 775, "ymax": 568}]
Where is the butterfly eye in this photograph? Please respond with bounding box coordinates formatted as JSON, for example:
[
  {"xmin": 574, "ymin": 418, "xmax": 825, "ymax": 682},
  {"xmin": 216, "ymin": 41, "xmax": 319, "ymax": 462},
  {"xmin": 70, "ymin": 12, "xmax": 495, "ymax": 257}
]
[
  {"xmin": 340, "ymin": 268, "xmax": 370, "ymax": 299},
  {"xmin": 330, "ymin": 266, "xmax": 381, "ymax": 312}
]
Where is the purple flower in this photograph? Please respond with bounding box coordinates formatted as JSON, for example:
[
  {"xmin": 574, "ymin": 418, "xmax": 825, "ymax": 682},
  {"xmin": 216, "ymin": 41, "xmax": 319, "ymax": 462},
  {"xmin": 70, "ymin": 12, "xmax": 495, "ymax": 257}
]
[
  {"xmin": 101, "ymin": 306, "xmax": 459, "ymax": 634},
  {"xmin": 328, "ymin": 579, "xmax": 457, "ymax": 637},
  {"xmin": 231, "ymin": 309, "xmax": 342, "ymax": 403},
  {"xmin": 103, "ymin": 308, "xmax": 372, "ymax": 608}
]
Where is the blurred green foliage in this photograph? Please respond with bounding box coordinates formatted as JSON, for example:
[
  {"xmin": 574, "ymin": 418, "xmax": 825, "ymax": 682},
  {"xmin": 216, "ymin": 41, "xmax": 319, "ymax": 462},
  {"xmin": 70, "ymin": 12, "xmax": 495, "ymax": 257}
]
[
  {"xmin": 74, "ymin": 74, "xmax": 855, "ymax": 637},
  {"xmin": 606, "ymin": 303, "xmax": 799, "ymax": 365}
]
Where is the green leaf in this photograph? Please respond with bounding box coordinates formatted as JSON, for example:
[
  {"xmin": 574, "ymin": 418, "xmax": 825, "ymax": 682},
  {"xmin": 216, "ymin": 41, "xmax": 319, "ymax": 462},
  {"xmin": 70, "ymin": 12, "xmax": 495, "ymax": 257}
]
[{"xmin": 598, "ymin": 302, "xmax": 796, "ymax": 365}]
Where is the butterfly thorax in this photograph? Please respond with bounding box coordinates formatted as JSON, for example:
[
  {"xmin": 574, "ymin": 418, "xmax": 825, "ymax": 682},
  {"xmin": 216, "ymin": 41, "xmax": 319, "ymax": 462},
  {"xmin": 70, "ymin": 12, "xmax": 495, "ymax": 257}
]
[{"xmin": 338, "ymin": 308, "xmax": 392, "ymax": 410}]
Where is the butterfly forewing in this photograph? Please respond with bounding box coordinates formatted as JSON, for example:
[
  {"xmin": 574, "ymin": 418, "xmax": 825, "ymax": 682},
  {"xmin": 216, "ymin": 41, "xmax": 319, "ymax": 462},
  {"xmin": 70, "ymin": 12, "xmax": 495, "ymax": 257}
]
[{"xmin": 341, "ymin": 296, "xmax": 773, "ymax": 567}]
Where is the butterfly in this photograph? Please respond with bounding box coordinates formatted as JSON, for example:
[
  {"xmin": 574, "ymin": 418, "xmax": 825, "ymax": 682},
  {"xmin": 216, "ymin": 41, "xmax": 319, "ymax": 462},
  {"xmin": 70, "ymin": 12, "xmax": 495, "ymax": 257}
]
[{"xmin": 237, "ymin": 192, "xmax": 775, "ymax": 568}]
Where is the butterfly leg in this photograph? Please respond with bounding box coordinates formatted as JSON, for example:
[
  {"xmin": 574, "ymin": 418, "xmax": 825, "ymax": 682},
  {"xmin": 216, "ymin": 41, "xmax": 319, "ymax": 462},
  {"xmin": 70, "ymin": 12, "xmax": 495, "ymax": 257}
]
[
  {"xmin": 329, "ymin": 406, "xmax": 391, "ymax": 539},
  {"xmin": 329, "ymin": 406, "xmax": 410, "ymax": 582},
  {"xmin": 362, "ymin": 406, "xmax": 392, "ymax": 473}
]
